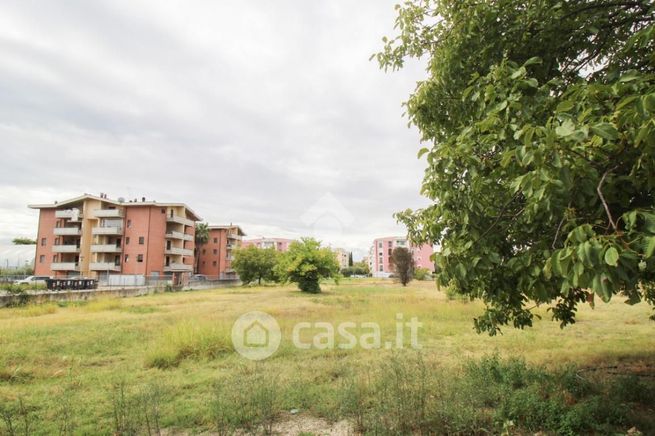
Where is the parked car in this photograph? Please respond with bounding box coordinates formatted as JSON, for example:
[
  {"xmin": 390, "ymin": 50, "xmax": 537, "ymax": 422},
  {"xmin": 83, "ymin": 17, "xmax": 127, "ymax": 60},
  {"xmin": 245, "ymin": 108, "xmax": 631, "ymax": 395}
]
[{"xmin": 13, "ymin": 275, "xmax": 51, "ymax": 285}]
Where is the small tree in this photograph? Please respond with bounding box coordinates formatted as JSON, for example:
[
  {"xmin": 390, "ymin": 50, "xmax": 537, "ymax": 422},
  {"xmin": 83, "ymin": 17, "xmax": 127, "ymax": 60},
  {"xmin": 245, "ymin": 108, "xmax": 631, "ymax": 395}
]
[
  {"xmin": 194, "ymin": 223, "xmax": 210, "ymax": 274},
  {"xmin": 348, "ymin": 252, "xmax": 354, "ymax": 267},
  {"xmin": 276, "ymin": 238, "xmax": 340, "ymax": 293},
  {"xmin": 12, "ymin": 238, "xmax": 36, "ymax": 245},
  {"xmin": 391, "ymin": 247, "xmax": 414, "ymax": 286},
  {"xmin": 232, "ymin": 246, "xmax": 279, "ymax": 285}
]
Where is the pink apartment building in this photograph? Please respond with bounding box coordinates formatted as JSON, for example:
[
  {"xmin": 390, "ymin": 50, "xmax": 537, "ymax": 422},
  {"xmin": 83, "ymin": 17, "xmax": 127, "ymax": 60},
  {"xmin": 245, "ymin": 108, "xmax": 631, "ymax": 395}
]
[
  {"xmin": 29, "ymin": 194, "xmax": 200, "ymax": 283},
  {"xmin": 242, "ymin": 237, "xmax": 294, "ymax": 252},
  {"xmin": 370, "ymin": 236, "xmax": 434, "ymax": 277},
  {"xmin": 196, "ymin": 225, "xmax": 246, "ymax": 279}
]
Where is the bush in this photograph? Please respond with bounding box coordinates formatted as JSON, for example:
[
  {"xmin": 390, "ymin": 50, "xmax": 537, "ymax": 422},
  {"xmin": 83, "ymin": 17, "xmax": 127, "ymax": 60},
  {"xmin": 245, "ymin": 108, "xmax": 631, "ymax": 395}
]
[
  {"xmin": 414, "ymin": 267, "xmax": 431, "ymax": 281},
  {"xmin": 276, "ymin": 238, "xmax": 340, "ymax": 293}
]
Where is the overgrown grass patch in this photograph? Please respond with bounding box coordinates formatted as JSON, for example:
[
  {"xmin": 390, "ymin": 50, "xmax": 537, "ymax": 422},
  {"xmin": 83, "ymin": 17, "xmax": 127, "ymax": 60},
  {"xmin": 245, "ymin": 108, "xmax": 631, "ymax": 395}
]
[{"xmin": 144, "ymin": 320, "xmax": 233, "ymax": 369}]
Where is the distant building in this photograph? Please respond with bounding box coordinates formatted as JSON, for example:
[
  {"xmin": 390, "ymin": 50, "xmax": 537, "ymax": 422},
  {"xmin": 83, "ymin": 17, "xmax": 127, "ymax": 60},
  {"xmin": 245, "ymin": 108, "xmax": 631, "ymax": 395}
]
[
  {"xmin": 243, "ymin": 237, "xmax": 294, "ymax": 252},
  {"xmin": 29, "ymin": 193, "xmax": 200, "ymax": 282},
  {"xmin": 370, "ymin": 236, "xmax": 434, "ymax": 278},
  {"xmin": 196, "ymin": 225, "xmax": 246, "ymax": 279},
  {"xmin": 333, "ymin": 248, "xmax": 350, "ymax": 269}
]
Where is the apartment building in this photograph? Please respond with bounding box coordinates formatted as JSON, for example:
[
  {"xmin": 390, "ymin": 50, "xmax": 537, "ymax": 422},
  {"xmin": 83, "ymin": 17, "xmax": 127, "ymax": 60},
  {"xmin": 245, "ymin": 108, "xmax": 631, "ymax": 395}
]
[
  {"xmin": 196, "ymin": 225, "xmax": 246, "ymax": 279},
  {"xmin": 370, "ymin": 236, "xmax": 434, "ymax": 278},
  {"xmin": 242, "ymin": 237, "xmax": 294, "ymax": 252},
  {"xmin": 29, "ymin": 194, "xmax": 200, "ymax": 282},
  {"xmin": 333, "ymin": 247, "xmax": 350, "ymax": 269}
]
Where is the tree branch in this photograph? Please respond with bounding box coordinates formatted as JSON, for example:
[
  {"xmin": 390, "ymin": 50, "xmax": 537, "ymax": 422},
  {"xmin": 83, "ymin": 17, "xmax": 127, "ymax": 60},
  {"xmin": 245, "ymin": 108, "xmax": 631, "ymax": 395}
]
[{"xmin": 597, "ymin": 166, "xmax": 619, "ymax": 232}]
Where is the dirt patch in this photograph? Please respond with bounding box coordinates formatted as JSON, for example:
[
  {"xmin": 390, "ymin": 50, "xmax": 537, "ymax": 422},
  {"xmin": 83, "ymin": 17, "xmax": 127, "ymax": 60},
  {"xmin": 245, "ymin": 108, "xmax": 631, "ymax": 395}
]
[{"xmin": 272, "ymin": 413, "xmax": 353, "ymax": 435}]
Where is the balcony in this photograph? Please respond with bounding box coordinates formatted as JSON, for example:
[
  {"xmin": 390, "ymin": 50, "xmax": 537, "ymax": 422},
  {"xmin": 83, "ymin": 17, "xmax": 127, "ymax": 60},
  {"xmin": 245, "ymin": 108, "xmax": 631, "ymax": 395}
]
[
  {"xmin": 51, "ymin": 262, "xmax": 79, "ymax": 271},
  {"xmin": 89, "ymin": 262, "xmax": 121, "ymax": 272},
  {"xmin": 227, "ymin": 233, "xmax": 242, "ymax": 241},
  {"xmin": 93, "ymin": 208, "xmax": 124, "ymax": 218},
  {"xmin": 91, "ymin": 244, "xmax": 122, "ymax": 253},
  {"xmin": 165, "ymin": 231, "xmax": 194, "ymax": 241},
  {"xmin": 55, "ymin": 210, "xmax": 83, "ymax": 220},
  {"xmin": 92, "ymin": 226, "xmax": 123, "ymax": 236},
  {"xmin": 164, "ymin": 263, "xmax": 193, "ymax": 272},
  {"xmin": 165, "ymin": 247, "xmax": 194, "ymax": 256},
  {"xmin": 166, "ymin": 214, "xmax": 195, "ymax": 227},
  {"xmin": 52, "ymin": 245, "xmax": 80, "ymax": 253},
  {"xmin": 54, "ymin": 227, "xmax": 82, "ymax": 236}
]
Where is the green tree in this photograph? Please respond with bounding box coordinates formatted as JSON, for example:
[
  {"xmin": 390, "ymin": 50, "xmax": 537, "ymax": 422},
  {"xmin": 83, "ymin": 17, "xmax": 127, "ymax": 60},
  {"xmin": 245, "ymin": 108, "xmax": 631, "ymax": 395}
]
[
  {"xmin": 276, "ymin": 238, "xmax": 340, "ymax": 293},
  {"xmin": 12, "ymin": 238, "xmax": 36, "ymax": 245},
  {"xmin": 194, "ymin": 223, "xmax": 210, "ymax": 274},
  {"xmin": 377, "ymin": 1, "xmax": 655, "ymax": 333},
  {"xmin": 232, "ymin": 246, "xmax": 279, "ymax": 285},
  {"xmin": 391, "ymin": 247, "xmax": 415, "ymax": 286},
  {"xmin": 348, "ymin": 252, "xmax": 354, "ymax": 267}
]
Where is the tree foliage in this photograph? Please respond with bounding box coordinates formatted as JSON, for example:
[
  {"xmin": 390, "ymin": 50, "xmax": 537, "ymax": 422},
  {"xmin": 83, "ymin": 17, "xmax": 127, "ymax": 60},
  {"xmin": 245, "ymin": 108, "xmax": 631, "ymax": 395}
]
[
  {"xmin": 391, "ymin": 247, "xmax": 415, "ymax": 286},
  {"xmin": 377, "ymin": 0, "xmax": 655, "ymax": 333},
  {"xmin": 232, "ymin": 246, "xmax": 279, "ymax": 285},
  {"xmin": 276, "ymin": 238, "xmax": 340, "ymax": 293},
  {"xmin": 12, "ymin": 238, "xmax": 36, "ymax": 245},
  {"xmin": 194, "ymin": 223, "xmax": 210, "ymax": 274}
]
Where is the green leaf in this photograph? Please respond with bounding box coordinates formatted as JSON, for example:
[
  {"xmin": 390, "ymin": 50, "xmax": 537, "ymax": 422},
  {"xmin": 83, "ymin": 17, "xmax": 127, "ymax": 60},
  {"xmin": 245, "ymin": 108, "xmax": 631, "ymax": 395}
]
[
  {"xmin": 555, "ymin": 120, "xmax": 575, "ymax": 137},
  {"xmin": 604, "ymin": 246, "xmax": 619, "ymax": 266},
  {"xmin": 644, "ymin": 236, "xmax": 655, "ymax": 259},
  {"xmin": 556, "ymin": 101, "xmax": 574, "ymax": 112},
  {"xmin": 643, "ymin": 94, "xmax": 655, "ymax": 112},
  {"xmin": 417, "ymin": 147, "xmax": 429, "ymax": 158},
  {"xmin": 591, "ymin": 122, "xmax": 619, "ymax": 140},
  {"xmin": 523, "ymin": 57, "xmax": 542, "ymax": 66}
]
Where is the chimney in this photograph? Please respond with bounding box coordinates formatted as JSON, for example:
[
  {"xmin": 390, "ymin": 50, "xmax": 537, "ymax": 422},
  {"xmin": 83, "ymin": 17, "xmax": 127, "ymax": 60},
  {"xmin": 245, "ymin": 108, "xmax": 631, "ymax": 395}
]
[{"xmin": 142, "ymin": 197, "xmax": 146, "ymax": 202}]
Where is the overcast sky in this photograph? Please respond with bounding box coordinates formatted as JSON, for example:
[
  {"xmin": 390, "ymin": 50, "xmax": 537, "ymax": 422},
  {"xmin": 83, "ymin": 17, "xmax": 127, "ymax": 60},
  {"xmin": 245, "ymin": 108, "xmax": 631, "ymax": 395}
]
[{"xmin": 0, "ymin": 0, "xmax": 429, "ymax": 259}]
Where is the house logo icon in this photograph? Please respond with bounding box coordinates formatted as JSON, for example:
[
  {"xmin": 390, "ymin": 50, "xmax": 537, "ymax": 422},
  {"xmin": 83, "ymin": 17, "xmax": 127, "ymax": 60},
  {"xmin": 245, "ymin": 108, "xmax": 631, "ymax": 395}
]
[{"xmin": 231, "ymin": 311, "xmax": 281, "ymax": 360}]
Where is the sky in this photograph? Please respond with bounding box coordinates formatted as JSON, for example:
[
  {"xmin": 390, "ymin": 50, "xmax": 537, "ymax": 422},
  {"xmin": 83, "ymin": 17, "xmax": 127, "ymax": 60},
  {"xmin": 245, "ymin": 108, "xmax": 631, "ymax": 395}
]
[{"xmin": 0, "ymin": 0, "xmax": 430, "ymax": 260}]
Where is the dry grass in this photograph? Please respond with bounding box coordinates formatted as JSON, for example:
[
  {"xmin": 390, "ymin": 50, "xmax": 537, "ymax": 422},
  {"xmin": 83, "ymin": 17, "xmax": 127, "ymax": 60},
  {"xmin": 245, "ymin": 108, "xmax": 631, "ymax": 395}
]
[{"xmin": 0, "ymin": 279, "xmax": 653, "ymax": 434}]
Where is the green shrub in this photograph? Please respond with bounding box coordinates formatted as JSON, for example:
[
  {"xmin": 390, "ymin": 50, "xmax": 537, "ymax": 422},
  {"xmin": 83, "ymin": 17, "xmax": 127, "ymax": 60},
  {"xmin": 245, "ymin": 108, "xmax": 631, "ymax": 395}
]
[
  {"xmin": 212, "ymin": 374, "xmax": 279, "ymax": 435},
  {"xmin": 413, "ymin": 267, "xmax": 431, "ymax": 281}
]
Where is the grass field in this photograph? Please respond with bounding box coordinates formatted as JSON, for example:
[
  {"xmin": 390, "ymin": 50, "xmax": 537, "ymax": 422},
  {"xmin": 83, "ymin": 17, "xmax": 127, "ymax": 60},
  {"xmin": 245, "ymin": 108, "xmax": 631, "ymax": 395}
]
[{"xmin": 0, "ymin": 278, "xmax": 654, "ymax": 435}]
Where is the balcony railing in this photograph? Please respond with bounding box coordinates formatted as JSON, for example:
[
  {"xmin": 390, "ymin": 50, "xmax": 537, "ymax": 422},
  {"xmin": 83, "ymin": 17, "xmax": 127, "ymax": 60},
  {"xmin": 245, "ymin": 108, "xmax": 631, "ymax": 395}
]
[
  {"xmin": 51, "ymin": 262, "xmax": 79, "ymax": 271},
  {"xmin": 90, "ymin": 244, "xmax": 122, "ymax": 253},
  {"xmin": 166, "ymin": 214, "xmax": 195, "ymax": 226},
  {"xmin": 163, "ymin": 263, "xmax": 193, "ymax": 272},
  {"xmin": 165, "ymin": 231, "xmax": 194, "ymax": 241},
  {"xmin": 52, "ymin": 245, "xmax": 80, "ymax": 253},
  {"xmin": 89, "ymin": 262, "xmax": 121, "ymax": 271},
  {"xmin": 92, "ymin": 226, "xmax": 123, "ymax": 235},
  {"xmin": 227, "ymin": 233, "xmax": 242, "ymax": 240},
  {"xmin": 93, "ymin": 208, "xmax": 124, "ymax": 218},
  {"xmin": 54, "ymin": 227, "xmax": 82, "ymax": 236},
  {"xmin": 55, "ymin": 210, "xmax": 83, "ymax": 220},
  {"xmin": 165, "ymin": 247, "xmax": 194, "ymax": 256}
]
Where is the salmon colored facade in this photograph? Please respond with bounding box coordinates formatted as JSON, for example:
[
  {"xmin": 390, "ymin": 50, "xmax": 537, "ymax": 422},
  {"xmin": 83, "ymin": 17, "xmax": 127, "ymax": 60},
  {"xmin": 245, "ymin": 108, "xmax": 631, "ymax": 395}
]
[
  {"xmin": 30, "ymin": 194, "xmax": 200, "ymax": 282},
  {"xmin": 196, "ymin": 225, "xmax": 246, "ymax": 279},
  {"xmin": 370, "ymin": 236, "xmax": 434, "ymax": 277},
  {"xmin": 242, "ymin": 237, "xmax": 294, "ymax": 252}
]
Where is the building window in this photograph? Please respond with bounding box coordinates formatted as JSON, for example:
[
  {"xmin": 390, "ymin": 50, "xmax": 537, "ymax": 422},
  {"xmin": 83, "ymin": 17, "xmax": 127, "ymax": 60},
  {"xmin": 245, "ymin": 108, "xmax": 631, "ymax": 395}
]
[
  {"xmin": 214, "ymin": 237, "xmax": 218, "ymax": 243},
  {"xmin": 138, "ymin": 236, "xmax": 145, "ymax": 245},
  {"xmin": 126, "ymin": 237, "xmax": 130, "ymax": 245},
  {"xmin": 39, "ymin": 255, "xmax": 45, "ymax": 263},
  {"xmin": 202, "ymin": 261, "xmax": 205, "ymax": 266},
  {"xmin": 213, "ymin": 249, "xmax": 218, "ymax": 255},
  {"xmin": 137, "ymin": 254, "xmax": 143, "ymax": 263},
  {"xmin": 127, "ymin": 219, "xmax": 132, "ymax": 228},
  {"xmin": 124, "ymin": 254, "xmax": 129, "ymax": 263},
  {"xmin": 378, "ymin": 242, "xmax": 382, "ymax": 248},
  {"xmin": 379, "ymin": 265, "xmax": 383, "ymax": 272},
  {"xmin": 41, "ymin": 237, "xmax": 47, "ymax": 246},
  {"xmin": 52, "ymin": 255, "xmax": 57, "ymax": 262},
  {"xmin": 212, "ymin": 261, "xmax": 217, "ymax": 266},
  {"xmin": 202, "ymin": 249, "xmax": 206, "ymax": 254}
]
